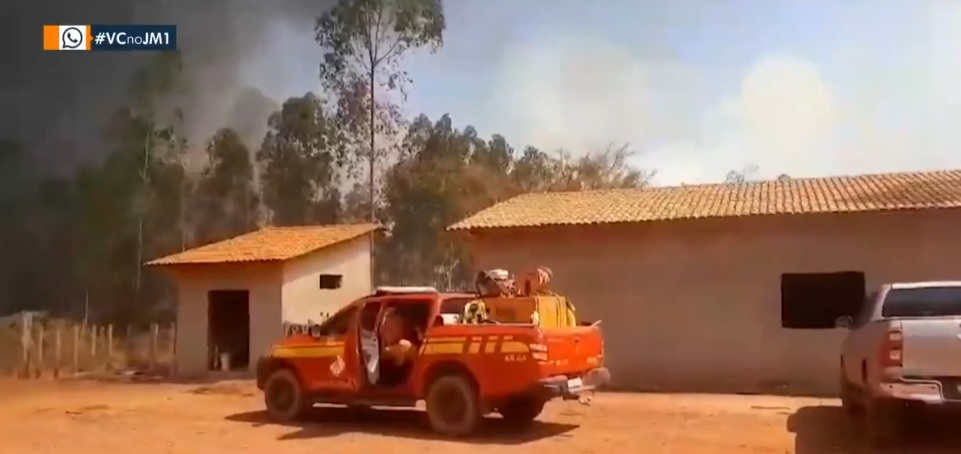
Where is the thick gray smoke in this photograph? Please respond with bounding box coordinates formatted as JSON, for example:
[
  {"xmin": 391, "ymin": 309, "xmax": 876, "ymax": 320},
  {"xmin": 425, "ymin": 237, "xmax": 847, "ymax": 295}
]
[{"xmin": 0, "ymin": 0, "xmax": 334, "ymax": 172}]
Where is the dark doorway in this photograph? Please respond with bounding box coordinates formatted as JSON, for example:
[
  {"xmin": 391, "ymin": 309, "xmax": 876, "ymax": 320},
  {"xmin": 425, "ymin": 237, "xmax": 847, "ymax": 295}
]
[
  {"xmin": 781, "ymin": 271, "xmax": 866, "ymax": 329},
  {"xmin": 207, "ymin": 290, "xmax": 250, "ymax": 371}
]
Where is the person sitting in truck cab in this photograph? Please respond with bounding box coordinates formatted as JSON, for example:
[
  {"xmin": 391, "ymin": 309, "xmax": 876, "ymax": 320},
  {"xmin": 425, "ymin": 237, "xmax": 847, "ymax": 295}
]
[
  {"xmin": 378, "ymin": 307, "xmax": 423, "ymax": 387},
  {"xmin": 380, "ymin": 308, "xmax": 421, "ymax": 366}
]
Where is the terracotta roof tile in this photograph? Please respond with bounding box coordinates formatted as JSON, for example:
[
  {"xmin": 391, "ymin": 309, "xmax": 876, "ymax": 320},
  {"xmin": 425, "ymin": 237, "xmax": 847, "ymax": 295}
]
[
  {"xmin": 147, "ymin": 223, "xmax": 379, "ymax": 266},
  {"xmin": 448, "ymin": 170, "xmax": 961, "ymax": 231}
]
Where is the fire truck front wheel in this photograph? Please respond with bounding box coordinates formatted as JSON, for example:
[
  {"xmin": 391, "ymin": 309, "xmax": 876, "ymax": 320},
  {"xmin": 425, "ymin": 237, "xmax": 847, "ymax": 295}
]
[{"xmin": 263, "ymin": 368, "xmax": 310, "ymax": 422}]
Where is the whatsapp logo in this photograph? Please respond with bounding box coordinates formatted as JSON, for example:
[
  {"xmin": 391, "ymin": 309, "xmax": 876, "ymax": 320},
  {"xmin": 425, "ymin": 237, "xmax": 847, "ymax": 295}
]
[{"xmin": 61, "ymin": 27, "xmax": 83, "ymax": 49}]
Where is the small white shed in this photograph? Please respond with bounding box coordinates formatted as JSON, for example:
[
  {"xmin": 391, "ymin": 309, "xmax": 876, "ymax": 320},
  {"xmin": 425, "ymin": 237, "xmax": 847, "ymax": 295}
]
[{"xmin": 147, "ymin": 223, "xmax": 379, "ymax": 377}]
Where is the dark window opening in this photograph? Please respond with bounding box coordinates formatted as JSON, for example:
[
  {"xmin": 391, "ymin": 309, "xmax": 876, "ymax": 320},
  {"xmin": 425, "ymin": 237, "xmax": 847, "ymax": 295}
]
[
  {"xmin": 319, "ymin": 274, "xmax": 343, "ymax": 289},
  {"xmin": 207, "ymin": 290, "xmax": 250, "ymax": 371},
  {"xmin": 440, "ymin": 297, "xmax": 474, "ymax": 316},
  {"xmin": 317, "ymin": 305, "xmax": 358, "ymax": 337},
  {"xmin": 881, "ymin": 286, "xmax": 961, "ymax": 318},
  {"xmin": 781, "ymin": 271, "xmax": 865, "ymax": 329},
  {"xmin": 383, "ymin": 299, "xmax": 432, "ymax": 333}
]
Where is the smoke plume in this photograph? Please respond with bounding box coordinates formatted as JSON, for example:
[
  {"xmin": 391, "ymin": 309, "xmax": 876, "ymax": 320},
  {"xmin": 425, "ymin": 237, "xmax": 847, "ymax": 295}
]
[{"xmin": 0, "ymin": 0, "xmax": 334, "ymax": 172}]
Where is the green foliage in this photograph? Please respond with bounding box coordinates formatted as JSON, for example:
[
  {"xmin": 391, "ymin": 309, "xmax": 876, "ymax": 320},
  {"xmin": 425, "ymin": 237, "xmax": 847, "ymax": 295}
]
[
  {"xmin": 2, "ymin": 18, "xmax": 666, "ymax": 321},
  {"xmin": 256, "ymin": 93, "xmax": 345, "ymax": 226},
  {"xmin": 375, "ymin": 116, "xmax": 651, "ymax": 288},
  {"xmin": 192, "ymin": 128, "xmax": 260, "ymax": 245}
]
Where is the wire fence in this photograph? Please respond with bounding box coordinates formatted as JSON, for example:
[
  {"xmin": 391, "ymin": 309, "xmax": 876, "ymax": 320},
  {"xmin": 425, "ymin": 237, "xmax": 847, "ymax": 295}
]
[
  {"xmin": 0, "ymin": 315, "xmax": 175, "ymax": 379},
  {"xmin": 1, "ymin": 312, "xmax": 339, "ymax": 379}
]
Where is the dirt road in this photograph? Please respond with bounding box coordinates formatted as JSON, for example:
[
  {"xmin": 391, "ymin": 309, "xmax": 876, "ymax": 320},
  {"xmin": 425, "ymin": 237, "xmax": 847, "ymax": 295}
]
[{"xmin": 0, "ymin": 379, "xmax": 958, "ymax": 453}]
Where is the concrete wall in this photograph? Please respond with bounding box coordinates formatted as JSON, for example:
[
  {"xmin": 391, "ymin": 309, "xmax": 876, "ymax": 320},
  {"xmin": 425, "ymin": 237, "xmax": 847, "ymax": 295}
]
[
  {"xmin": 168, "ymin": 262, "xmax": 283, "ymax": 377},
  {"xmin": 464, "ymin": 209, "xmax": 961, "ymax": 395},
  {"xmin": 281, "ymin": 234, "xmax": 372, "ymax": 324}
]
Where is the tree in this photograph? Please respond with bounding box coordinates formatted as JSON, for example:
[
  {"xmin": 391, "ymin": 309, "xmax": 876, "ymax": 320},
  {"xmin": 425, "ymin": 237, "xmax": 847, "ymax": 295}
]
[
  {"xmin": 341, "ymin": 182, "xmax": 373, "ymax": 222},
  {"xmin": 776, "ymin": 173, "xmax": 792, "ymax": 181},
  {"xmin": 725, "ymin": 163, "xmax": 760, "ymax": 184},
  {"xmin": 123, "ymin": 52, "xmax": 189, "ymax": 303},
  {"xmin": 381, "ymin": 114, "xmax": 483, "ymax": 287},
  {"xmin": 315, "ymin": 0, "xmax": 446, "ymax": 222},
  {"xmin": 0, "ymin": 141, "xmax": 41, "ymax": 312},
  {"xmin": 0, "ymin": 141, "xmax": 31, "ymax": 217},
  {"xmin": 4, "ymin": 18, "xmax": 691, "ymax": 323},
  {"xmin": 509, "ymin": 144, "xmax": 651, "ymax": 193},
  {"xmin": 192, "ymin": 128, "xmax": 260, "ymax": 245},
  {"xmin": 511, "ymin": 146, "xmax": 560, "ymax": 193},
  {"xmin": 552, "ymin": 145, "xmax": 652, "ymax": 191},
  {"xmin": 68, "ymin": 51, "xmax": 190, "ymax": 323},
  {"xmin": 257, "ymin": 93, "xmax": 344, "ymax": 226}
]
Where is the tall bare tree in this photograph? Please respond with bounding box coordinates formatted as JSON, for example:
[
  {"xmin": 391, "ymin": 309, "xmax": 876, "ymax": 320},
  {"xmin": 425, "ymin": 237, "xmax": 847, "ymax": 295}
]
[
  {"xmin": 315, "ymin": 0, "xmax": 446, "ymax": 222},
  {"xmin": 725, "ymin": 163, "xmax": 760, "ymax": 184}
]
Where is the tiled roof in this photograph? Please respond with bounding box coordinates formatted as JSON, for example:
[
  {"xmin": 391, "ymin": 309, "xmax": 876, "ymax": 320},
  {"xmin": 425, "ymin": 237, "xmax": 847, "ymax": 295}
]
[
  {"xmin": 147, "ymin": 223, "xmax": 379, "ymax": 266},
  {"xmin": 448, "ymin": 170, "xmax": 961, "ymax": 231}
]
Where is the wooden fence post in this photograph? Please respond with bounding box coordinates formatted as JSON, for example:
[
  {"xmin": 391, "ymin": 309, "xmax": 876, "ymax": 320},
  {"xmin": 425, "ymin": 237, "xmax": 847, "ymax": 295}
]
[
  {"xmin": 54, "ymin": 326, "xmax": 62, "ymax": 379},
  {"xmin": 71, "ymin": 324, "xmax": 80, "ymax": 373},
  {"xmin": 90, "ymin": 325, "xmax": 98, "ymax": 360},
  {"xmin": 169, "ymin": 322, "xmax": 177, "ymax": 376},
  {"xmin": 35, "ymin": 323, "xmax": 44, "ymax": 379},
  {"xmin": 106, "ymin": 324, "xmax": 114, "ymax": 371},
  {"xmin": 125, "ymin": 325, "xmax": 132, "ymax": 364},
  {"xmin": 149, "ymin": 323, "xmax": 159, "ymax": 372},
  {"xmin": 19, "ymin": 314, "xmax": 31, "ymax": 379}
]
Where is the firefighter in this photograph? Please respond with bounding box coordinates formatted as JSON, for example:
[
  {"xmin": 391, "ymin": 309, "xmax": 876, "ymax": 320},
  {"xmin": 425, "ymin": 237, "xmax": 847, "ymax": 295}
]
[
  {"xmin": 381, "ymin": 308, "xmax": 419, "ymax": 366},
  {"xmin": 462, "ymin": 298, "xmax": 490, "ymax": 324}
]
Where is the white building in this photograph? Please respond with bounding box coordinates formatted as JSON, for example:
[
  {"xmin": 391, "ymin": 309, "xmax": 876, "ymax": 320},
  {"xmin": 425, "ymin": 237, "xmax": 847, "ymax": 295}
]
[{"xmin": 147, "ymin": 223, "xmax": 378, "ymax": 377}]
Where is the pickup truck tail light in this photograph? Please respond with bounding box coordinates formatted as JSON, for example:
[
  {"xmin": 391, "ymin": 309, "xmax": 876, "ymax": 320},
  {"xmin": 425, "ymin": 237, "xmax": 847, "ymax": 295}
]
[{"xmin": 879, "ymin": 328, "xmax": 903, "ymax": 368}]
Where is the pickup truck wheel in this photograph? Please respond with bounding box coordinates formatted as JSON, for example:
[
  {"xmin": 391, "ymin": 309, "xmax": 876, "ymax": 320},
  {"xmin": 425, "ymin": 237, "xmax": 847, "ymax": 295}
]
[
  {"xmin": 263, "ymin": 368, "xmax": 309, "ymax": 422},
  {"xmin": 863, "ymin": 399, "xmax": 904, "ymax": 449},
  {"xmin": 499, "ymin": 396, "xmax": 546, "ymax": 426},
  {"xmin": 425, "ymin": 374, "xmax": 482, "ymax": 437},
  {"xmin": 839, "ymin": 376, "xmax": 862, "ymax": 416}
]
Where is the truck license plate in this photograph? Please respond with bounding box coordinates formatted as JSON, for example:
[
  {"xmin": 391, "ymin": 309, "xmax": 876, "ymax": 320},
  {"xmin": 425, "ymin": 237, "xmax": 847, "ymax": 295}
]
[{"xmin": 567, "ymin": 377, "xmax": 583, "ymax": 389}]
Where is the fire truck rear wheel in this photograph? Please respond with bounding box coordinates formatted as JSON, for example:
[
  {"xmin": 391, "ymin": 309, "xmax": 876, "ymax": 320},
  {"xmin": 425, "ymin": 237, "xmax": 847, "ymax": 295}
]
[
  {"xmin": 499, "ymin": 395, "xmax": 546, "ymax": 426},
  {"xmin": 425, "ymin": 373, "xmax": 482, "ymax": 437}
]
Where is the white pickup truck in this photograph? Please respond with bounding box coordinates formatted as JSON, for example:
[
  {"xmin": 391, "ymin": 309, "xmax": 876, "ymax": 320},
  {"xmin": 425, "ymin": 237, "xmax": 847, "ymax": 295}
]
[{"xmin": 837, "ymin": 281, "xmax": 961, "ymax": 446}]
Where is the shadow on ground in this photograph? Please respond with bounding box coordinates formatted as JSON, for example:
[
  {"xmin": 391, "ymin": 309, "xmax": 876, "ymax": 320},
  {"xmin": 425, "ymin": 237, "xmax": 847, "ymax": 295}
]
[
  {"xmin": 226, "ymin": 406, "xmax": 578, "ymax": 444},
  {"xmin": 788, "ymin": 405, "xmax": 961, "ymax": 454},
  {"xmin": 72, "ymin": 370, "xmax": 253, "ymax": 386}
]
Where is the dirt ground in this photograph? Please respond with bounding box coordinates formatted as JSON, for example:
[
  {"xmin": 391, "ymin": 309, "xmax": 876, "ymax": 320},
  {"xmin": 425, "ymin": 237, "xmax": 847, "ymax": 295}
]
[{"xmin": 1, "ymin": 379, "xmax": 959, "ymax": 454}]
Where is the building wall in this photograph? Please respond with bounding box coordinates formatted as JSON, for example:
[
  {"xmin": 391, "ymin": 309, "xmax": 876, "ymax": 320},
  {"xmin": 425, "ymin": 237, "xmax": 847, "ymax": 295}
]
[
  {"xmin": 168, "ymin": 262, "xmax": 283, "ymax": 377},
  {"xmin": 465, "ymin": 209, "xmax": 961, "ymax": 395},
  {"xmin": 281, "ymin": 234, "xmax": 372, "ymax": 324}
]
